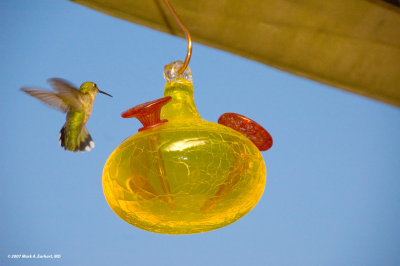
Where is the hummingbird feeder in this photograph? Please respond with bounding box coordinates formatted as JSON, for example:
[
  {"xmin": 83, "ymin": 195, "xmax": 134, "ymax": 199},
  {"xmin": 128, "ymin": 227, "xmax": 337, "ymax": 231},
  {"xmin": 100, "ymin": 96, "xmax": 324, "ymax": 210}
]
[{"xmin": 102, "ymin": 0, "xmax": 273, "ymax": 234}]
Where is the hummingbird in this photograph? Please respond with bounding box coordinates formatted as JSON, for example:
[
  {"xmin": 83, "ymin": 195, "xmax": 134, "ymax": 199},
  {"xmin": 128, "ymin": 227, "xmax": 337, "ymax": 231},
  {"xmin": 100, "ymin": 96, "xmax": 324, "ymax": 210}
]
[{"xmin": 21, "ymin": 78, "xmax": 112, "ymax": 152}]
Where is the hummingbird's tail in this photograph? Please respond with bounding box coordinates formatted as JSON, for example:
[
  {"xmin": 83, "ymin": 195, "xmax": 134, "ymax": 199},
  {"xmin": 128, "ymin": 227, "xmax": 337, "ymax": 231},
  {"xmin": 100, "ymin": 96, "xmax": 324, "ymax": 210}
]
[{"xmin": 59, "ymin": 125, "xmax": 95, "ymax": 152}]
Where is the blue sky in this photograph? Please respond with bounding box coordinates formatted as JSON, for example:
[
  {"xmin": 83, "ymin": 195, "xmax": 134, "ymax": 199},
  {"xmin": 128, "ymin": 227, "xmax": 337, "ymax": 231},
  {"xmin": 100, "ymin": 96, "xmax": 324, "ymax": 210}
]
[{"xmin": 1, "ymin": 1, "xmax": 400, "ymax": 265}]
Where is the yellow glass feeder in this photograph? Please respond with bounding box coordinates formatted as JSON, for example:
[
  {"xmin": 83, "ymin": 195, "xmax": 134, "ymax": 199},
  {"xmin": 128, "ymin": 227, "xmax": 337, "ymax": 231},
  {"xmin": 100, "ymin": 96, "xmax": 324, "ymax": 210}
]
[{"xmin": 102, "ymin": 61, "xmax": 272, "ymax": 234}]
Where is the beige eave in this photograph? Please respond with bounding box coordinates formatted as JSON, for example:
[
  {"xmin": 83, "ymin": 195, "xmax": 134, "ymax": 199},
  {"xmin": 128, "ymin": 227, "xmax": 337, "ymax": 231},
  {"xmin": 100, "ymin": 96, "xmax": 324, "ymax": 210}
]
[{"xmin": 70, "ymin": 0, "xmax": 400, "ymax": 107}]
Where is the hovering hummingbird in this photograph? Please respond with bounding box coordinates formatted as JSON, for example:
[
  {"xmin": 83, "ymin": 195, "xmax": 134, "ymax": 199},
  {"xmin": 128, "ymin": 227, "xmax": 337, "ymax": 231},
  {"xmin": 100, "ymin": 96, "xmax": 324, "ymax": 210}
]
[{"xmin": 21, "ymin": 78, "xmax": 112, "ymax": 152}]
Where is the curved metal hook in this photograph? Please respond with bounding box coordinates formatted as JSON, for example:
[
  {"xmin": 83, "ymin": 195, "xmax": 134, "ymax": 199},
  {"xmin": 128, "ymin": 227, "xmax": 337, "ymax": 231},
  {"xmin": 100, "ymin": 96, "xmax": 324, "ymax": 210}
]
[{"xmin": 162, "ymin": 0, "xmax": 192, "ymax": 75}]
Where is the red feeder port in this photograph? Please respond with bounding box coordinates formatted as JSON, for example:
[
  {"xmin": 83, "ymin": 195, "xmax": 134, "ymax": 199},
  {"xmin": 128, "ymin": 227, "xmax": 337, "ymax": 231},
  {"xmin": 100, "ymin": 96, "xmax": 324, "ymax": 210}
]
[
  {"xmin": 218, "ymin": 113, "xmax": 273, "ymax": 151},
  {"xmin": 121, "ymin": 96, "xmax": 172, "ymax": 132}
]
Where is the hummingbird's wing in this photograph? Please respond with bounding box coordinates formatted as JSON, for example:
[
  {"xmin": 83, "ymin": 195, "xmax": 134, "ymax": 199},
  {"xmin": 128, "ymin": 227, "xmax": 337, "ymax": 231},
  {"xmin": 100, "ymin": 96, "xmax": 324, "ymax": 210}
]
[
  {"xmin": 47, "ymin": 78, "xmax": 83, "ymax": 110},
  {"xmin": 21, "ymin": 88, "xmax": 70, "ymax": 112}
]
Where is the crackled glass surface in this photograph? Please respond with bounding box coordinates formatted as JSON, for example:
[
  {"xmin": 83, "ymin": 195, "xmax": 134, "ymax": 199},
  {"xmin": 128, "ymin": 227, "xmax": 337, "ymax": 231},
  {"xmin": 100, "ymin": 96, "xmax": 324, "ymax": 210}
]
[{"xmin": 103, "ymin": 62, "xmax": 266, "ymax": 234}]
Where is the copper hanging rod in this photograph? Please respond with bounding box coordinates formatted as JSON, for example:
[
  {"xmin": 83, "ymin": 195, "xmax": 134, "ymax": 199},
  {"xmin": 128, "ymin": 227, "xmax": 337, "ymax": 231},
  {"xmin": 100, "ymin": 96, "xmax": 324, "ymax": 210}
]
[{"xmin": 162, "ymin": 0, "xmax": 192, "ymax": 75}]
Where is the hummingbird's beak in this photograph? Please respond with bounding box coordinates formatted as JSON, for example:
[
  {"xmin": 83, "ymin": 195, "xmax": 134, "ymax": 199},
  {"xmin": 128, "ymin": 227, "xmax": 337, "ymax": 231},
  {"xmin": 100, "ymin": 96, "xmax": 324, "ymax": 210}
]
[{"xmin": 98, "ymin": 90, "xmax": 113, "ymax": 97}]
